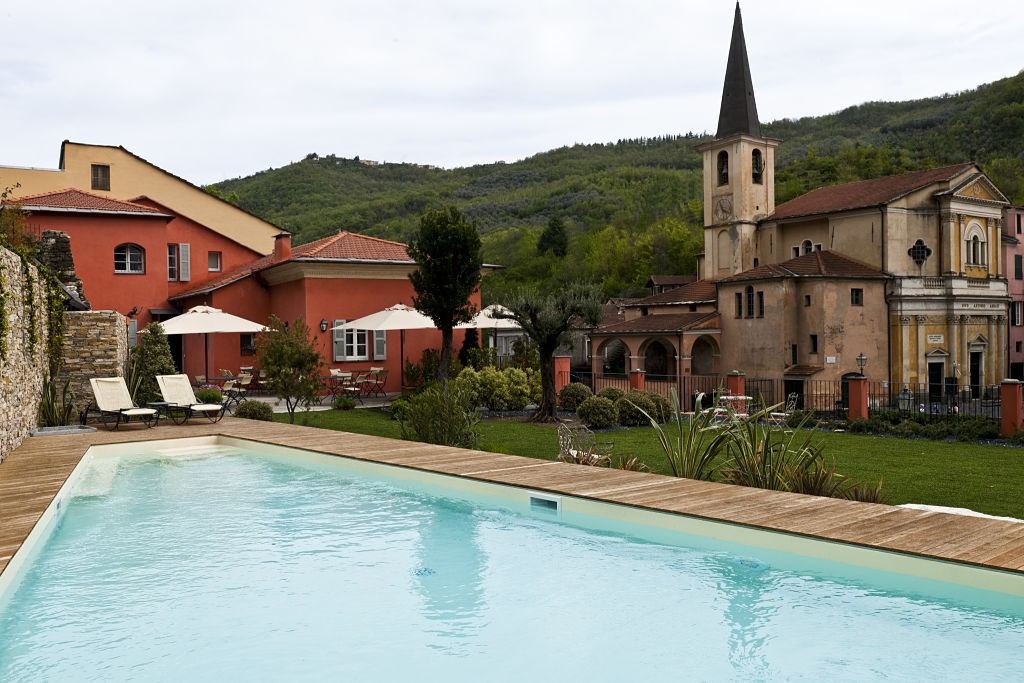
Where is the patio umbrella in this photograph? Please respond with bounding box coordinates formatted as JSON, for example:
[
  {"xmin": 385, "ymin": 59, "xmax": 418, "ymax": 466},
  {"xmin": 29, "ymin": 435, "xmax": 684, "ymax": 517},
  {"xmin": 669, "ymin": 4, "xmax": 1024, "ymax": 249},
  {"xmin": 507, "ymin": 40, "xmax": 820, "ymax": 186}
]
[
  {"xmin": 159, "ymin": 305, "xmax": 267, "ymax": 377},
  {"xmin": 332, "ymin": 304, "xmax": 438, "ymax": 379},
  {"xmin": 457, "ymin": 304, "xmax": 521, "ymax": 330}
]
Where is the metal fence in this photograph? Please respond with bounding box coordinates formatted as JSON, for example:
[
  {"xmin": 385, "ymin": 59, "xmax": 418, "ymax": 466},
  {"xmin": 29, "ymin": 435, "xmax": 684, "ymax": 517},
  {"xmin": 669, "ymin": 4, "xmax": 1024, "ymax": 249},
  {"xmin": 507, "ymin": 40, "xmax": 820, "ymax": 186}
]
[{"xmin": 868, "ymin": 381, "xmax": 1001, "ymax": 420}]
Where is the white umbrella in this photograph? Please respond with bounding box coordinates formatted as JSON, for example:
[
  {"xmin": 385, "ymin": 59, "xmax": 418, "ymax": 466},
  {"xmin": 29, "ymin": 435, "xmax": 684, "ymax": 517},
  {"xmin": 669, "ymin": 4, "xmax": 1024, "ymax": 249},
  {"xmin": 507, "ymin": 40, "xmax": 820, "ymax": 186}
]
[
  {"xmin": 332, "ymin": 304, "xmax": 438, "ymax": 380},
  {"xmin": 457, "ymin": 304, "xmax": 521, "ymax": 330},
  {"xmin": 159, "ymin": 305, "xmax": 267, "ymax": 377}
]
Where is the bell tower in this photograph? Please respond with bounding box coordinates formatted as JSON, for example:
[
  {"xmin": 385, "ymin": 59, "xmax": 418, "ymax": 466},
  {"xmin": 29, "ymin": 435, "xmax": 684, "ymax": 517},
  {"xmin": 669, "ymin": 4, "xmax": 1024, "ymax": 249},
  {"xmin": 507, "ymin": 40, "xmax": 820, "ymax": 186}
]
[{"xmin": 697, "ymin": 3, "xmax": 779, "ymax": 279}]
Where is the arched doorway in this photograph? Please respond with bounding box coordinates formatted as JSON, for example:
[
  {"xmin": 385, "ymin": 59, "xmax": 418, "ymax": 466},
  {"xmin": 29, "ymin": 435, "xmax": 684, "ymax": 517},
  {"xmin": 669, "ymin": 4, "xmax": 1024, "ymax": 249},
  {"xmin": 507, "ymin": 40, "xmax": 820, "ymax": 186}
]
[
  {"xmin": 690, "ymin": 335, "xmax": 720, "ymax": 376},
  {"xmin": 597, "ymin": 338, "xmax": 628, "ymax": 375},
  {"xmin": 643, "ymin": 339, "xmax": 674, "ymax": 379}
]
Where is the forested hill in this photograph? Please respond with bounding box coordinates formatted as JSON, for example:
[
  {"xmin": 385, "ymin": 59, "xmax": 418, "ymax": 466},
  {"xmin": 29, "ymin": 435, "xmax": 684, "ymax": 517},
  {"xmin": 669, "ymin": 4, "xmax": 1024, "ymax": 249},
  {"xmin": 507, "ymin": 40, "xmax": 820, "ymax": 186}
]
[{"xmin": 212, "ymin": 71, "xmax": 1024, "ymax": 300}]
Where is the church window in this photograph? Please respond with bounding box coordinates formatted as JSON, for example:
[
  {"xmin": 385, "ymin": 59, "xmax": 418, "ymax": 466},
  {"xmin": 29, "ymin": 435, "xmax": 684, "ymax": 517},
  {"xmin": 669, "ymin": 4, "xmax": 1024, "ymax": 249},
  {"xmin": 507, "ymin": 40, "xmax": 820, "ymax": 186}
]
[
  {"xmin": 908, "ymin": 239, "xmax": 933, "ymax": 267},
  {"xmin": 717, "ymin": 151, "xmax": 729, "ymax": 186},
  {"xmin": 734, "ymin": 292, "xmax": 742, "ymax": 318},
  {"xmin": 751, "ymin": 149, "xmax": 764, "ymax": 184},
  {"xmin": 756, "ymin": 291, "xmax": 764, "ymax": 318},
  {"xmin": 965, "ymin": 224, "xmax": 987, "ymax": 266},
  {"xmin": 745, "ymin": 286, "xmax": 754, "ymax": 318},
  {"xmin": 801, "ymin": 240, "xmax": 813, "ymax": 256},
  {"xmin": 851, "ymin": 288, "xmax": 864, "ymax": 306},
  {"xmin": 1013, "ymin": 302, "xmax": 1023, "ymax": 327}
]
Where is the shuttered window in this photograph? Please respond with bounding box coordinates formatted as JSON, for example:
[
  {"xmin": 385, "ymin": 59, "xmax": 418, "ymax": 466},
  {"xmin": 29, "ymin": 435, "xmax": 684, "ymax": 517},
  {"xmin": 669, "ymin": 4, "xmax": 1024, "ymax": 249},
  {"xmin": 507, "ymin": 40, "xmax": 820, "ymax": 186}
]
[
  {"xmin": 373, "ymin": 330, "xmax": 387, "ymax": 360},
  {"xmin": 333, "ymin": 320, "xmax": 346, "ymax": 361},
  {"xmin": 178, "ymin": 243, "xmax": 191, "ymax": 282},
  {"xmin": 1015, "ymin": 255, "xmax": 1022, "ymax": 280}
]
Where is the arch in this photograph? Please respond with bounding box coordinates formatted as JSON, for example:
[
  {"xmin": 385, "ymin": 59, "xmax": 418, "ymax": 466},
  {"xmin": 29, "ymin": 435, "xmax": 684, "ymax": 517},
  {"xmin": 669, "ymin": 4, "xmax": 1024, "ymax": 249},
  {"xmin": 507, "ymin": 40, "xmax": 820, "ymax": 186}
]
[
  {"xmin": 114, "ymin": 243, "xmax": 145, "ymax": 274},
  {"xmin": 965, "ymin": 221, "xmax": 987, "ymax": 266},
  {"xmin": 596, "ymin": 338, "xmax": 629, "ymax": 375},
  {"xmin": 717, "ymin": 150, "xmax": 729, "ymax": 186},
  {"xmin": 751, "ymin": 149, "xmax": 764, "ymax": 184},
  {"xmin": 639, "ymin": 338, "xmax": 676, "ymax": 379},
  {"xmin": 717, "ymin": 230, "xmax": 731, "ymax": 269},
  {"xmin": 744, "ymin": 285, "xmax": 754, "ymax": 318},
  {"xmin": 801, "ymin": 239, "xmax": 813, "ymax": 256},
  {"xmin": 690, "ymin": 335, "xmax": 720, "ymax": 376}
]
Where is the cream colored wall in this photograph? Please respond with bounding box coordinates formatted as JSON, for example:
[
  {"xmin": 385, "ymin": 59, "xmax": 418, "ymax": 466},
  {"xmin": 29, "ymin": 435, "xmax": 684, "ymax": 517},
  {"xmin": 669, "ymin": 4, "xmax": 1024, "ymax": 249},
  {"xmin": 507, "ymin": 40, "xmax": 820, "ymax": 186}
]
[
  {"xmin": 796, "ymin": 279, "xmax": 888, "ymax": 381},
  {"xmin": 718, "ymin": 280, "xmax": 789, "ymax": 376},
  {"xmin": 0, "ymin": 143, "xmax": 280, "ymax": 255}
]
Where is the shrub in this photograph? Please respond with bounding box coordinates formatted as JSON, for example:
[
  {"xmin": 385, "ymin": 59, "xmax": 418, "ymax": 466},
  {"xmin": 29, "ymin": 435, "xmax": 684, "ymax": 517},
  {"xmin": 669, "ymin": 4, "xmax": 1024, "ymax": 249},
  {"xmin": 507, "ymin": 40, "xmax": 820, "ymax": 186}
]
[
  {"xmin": 129, "ymin": 322, "xmax": 176, "ymax": 404},
  {"xmin": 503, "ymin": 367, "xmax": 531, "ymax": 411},
  {"xmin": 234, "ymin": 400, "xmax": 274, "ymax": 421},
  {"xmin": 576, "ymin": 396, "xmax": 618, "ymax": 429},
  {"xmin": 399, "ymin": 383, "xmax": 479, "ymax": 448},
  {"xmin": 616, "ymin": 391, "xmax": 656, "ymax": 427},
  {"xmin": 453, "ymin": 366, "xmax": 481, "ymax": 408},
  {"xmin": 476, "ymin": 366, "xmax": 511, "ymax": 411},
  {"xmin": 558, "ymin": 382, "xmax": 592, "ymax": 411},
  {"xmin": 598, "ymin": 386, "xmax": 624, "ymax": 402},
  {"xmin": 388, "ymin": 397, "xmax": 412, "ymax": 421},
  {"xmin": 525, "ymin": 367, "xmax": 542, "ymax": 405},
  {"xmin": 333, "ymin": 396, "xmax": 357, "ymax": 410},
  {"xmin": 37, "ymin": 377, "xmax": 75, "ymax": 427},
  {"xmin": 257, "ymin": 316, "xmax": 323, "ymax": 423},
  {"xmin": 466, "ymin": 345, "xmax": 497, "ymax": 370},
  {"xmin": 646, "ymin": 392, "xmax": 673, "ymax": 423},
  {"xmin": 195, "ymin": 387, "xmax": 224, "ymax": 404}
]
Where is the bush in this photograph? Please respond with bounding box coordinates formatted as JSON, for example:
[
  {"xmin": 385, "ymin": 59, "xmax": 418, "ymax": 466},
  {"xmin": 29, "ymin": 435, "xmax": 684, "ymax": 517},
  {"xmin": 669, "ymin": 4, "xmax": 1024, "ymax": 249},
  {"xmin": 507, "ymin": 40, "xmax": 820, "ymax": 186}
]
[
  {"xmin": 453, "ymin": 366, "xmax": 481, "ymax": 408},
  {"xmin": 577, "ymin": 396, "xmax": 618, "ymax": 429},
  {"xmin": 399, "ymin": 383, "xmax": 479, "ymax": 448},
  {"xmin": 616, "ymin": 391, "xmax": 657, "ymax": 427},
  {"xmin": 558, "ymin": 382, "xmax": 592, "ymax": 411},
  {"xmin": 646, "ymin": 392, "xmax": 673, "ymax": 423},
  {"xmin": 525, "ymin": 367, "xmax": 543, "ymax": 405},
  {"xmin": 128, "ymin": 322, "xmax": 176, "ymax": 404},
  {"xmin": 195, "ymin": 387, "xmax": 224, "ymax": 404},
  {"xmin": 234, "ymin": 400, "xmax": 274, "ymax": 421},
  {"xmin": 503, "ymin": 367, "xmax": 531, "ymax": 410},
  {"xmin": 476, "ymin": 366, "xmax": 511, "ymax": 411},
  {"xmin": 333, "ymin": 396, "xmax": 357, "ymax": 410},
  {"xmin": 388, "ymin": 397, "xmax": 411, "ymax": 421},
  {"xmin": 466, "ymin": 346, "xmax": 497, "ymax": 370},
  {"xmin": 597, "ymin": 386, "xmax": 625, "ymax": 402}
]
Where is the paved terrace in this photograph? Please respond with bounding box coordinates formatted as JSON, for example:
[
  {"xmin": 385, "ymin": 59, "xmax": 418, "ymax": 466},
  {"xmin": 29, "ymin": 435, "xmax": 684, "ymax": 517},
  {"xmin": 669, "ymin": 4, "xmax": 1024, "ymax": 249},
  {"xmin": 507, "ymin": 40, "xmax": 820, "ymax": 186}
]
[{"xmin": 2, "ymin": 419, "xmax": 1024, "ymax": 576}]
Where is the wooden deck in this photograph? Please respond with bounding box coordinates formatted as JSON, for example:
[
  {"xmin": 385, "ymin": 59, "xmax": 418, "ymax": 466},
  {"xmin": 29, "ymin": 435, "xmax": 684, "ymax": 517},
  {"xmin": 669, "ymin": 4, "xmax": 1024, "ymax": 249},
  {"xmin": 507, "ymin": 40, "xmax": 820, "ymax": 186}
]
[{"xmin": 3, "ymin": 418, "xmax": 1024, "ymax": 576}]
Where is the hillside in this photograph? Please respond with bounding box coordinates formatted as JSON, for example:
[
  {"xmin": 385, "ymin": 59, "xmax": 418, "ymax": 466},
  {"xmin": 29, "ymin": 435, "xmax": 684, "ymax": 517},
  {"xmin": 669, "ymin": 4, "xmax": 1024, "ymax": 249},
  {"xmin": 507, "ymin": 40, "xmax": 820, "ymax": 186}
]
[{"xmin": 213, "ymin": 71, "xmax": 1024, "ymax": 300}]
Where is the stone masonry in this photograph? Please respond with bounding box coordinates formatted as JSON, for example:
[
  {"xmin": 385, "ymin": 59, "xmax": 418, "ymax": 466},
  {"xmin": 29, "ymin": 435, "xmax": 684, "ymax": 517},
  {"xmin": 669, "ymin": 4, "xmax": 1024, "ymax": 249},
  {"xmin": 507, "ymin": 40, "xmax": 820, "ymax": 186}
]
[{"xmin": 57, "ymin": 310, "xmax": 129, "ymax": 414}]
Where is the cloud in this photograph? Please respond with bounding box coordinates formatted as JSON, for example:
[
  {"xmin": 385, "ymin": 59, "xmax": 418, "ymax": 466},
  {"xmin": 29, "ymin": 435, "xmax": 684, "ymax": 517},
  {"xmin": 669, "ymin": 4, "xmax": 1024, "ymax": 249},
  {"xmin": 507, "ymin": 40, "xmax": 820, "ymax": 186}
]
[{"xmin": 1, "ymin": 0, "xmax": 1020, "ymax": 183}]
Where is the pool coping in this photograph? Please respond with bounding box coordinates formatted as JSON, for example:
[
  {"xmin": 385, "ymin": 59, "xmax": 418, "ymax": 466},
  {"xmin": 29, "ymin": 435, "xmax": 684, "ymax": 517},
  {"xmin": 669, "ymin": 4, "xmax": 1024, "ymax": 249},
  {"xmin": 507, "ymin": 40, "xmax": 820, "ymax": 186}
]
[{"xmin": 2, "ymin": 418, "xmax": 1024, "ymax": 578}]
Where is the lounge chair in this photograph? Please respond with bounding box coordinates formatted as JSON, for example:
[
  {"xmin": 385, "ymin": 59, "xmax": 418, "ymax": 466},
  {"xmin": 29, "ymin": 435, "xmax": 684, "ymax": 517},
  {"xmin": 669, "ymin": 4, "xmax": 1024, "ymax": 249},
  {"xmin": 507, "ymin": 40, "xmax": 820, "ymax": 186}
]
[
  {"xmin": 156, "ymin": 374, "xmax": 226, "ymax": 424},
  {"xmin": 88, "ymin": 377, "xmax": 159, "ymax": 430}
]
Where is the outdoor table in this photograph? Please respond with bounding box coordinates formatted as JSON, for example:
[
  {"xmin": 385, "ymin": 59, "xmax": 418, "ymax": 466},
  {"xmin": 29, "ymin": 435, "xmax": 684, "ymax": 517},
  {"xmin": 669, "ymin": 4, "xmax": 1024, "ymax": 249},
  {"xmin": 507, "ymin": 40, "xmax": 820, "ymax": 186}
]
[{"xmin": 145, "ymin": 401, "xmax": 170, "ymax": 424}]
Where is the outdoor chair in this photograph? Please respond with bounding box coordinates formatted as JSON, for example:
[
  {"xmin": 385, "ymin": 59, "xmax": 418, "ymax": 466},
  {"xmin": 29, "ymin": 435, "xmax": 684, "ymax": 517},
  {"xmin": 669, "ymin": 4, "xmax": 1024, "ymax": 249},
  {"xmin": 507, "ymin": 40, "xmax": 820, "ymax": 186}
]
[
  {"xmin": 366, "ymin": 367, "xmax": 388, "ymax": 397},
  {"xmin": 557, "ymin": 422, "xmax": 612, "ymax": 466},
  {"xmin": 156, "ymin": 374, "xmax": 226, "ymax": 424},
  {"xmin": 224, "ymin": 374, "xmax": 251, "ymax": 408},
  {"xmin": 768, "ymin": 393, "xmax": 799, "ymax": 428},
  {"xmin": 88, "ymin": 377, "xmax": 159, "ymax": 430}
]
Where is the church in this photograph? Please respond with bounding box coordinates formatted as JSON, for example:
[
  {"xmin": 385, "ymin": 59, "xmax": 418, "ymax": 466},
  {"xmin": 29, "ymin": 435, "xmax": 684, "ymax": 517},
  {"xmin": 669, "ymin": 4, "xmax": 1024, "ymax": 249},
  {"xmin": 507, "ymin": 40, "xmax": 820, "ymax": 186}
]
[{"xmin": 590, "ymin": 3, "xmax": 1012, "ymax": 405}]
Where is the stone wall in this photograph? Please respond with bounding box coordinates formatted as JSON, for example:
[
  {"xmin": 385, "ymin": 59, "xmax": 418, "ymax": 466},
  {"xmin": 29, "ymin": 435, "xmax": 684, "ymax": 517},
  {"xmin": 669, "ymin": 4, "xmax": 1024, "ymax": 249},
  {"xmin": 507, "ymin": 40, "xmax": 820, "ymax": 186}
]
[
  {"xmin": 36, "ymin": 230, "xmax": 89, "ymax": 308},
  {"xmin": 57, "ymin": 310, "xmax": 129, "ymax": 413},
  {"xmin": 0, "ymin": 246, "xmax": 49, "ymax": 461}
]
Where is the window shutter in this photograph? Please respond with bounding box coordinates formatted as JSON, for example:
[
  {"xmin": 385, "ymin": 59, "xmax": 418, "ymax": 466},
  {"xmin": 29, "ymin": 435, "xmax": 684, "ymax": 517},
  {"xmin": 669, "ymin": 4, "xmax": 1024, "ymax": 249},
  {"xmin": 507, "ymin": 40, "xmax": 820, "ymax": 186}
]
[
  {"xmin": 333, "ymin": 320, "xmax": 346, "ymax": 361},
  {"xmin": 178, "ymin": 243, "xmax": 191, "ymax": 281},
  {"xmin": 374, "ymin": 330, "xmax": 387, "ymax": 360}
]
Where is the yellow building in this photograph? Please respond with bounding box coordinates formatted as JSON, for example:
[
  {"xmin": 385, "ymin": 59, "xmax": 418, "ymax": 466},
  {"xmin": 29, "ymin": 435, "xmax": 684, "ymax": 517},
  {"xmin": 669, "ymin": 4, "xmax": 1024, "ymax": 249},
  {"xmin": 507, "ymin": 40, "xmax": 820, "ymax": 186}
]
[{"xmin": 0, "ymin": 141, "xmax": 281, "ymax": 254}]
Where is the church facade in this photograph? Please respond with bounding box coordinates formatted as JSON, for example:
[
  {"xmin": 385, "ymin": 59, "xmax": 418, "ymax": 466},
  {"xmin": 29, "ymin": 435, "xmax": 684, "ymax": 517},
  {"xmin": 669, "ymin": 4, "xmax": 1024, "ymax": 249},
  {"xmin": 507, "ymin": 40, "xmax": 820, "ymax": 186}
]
[{"xmin": 590, "ymin": 4, "xmax": 1012, "ymax": 400}]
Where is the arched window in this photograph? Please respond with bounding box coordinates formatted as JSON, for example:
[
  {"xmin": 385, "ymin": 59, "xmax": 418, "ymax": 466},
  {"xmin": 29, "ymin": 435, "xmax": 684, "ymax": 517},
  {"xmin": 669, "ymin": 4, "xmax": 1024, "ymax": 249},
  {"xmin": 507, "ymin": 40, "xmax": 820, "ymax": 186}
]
[
  {"xmin": 965, "ymin": 223, "xmax": 987, "ymax": 267},
  {"xmin": 801, "ymin": 239, "xmax": 813, "ymax": 256},
  {"xmin": 717, "ymin": 150, "xmax": 729, "ymax": 186},
  {"xmin": 751, "ymin": 149, "xmax": 764, "ymax": 184},
  {"xmin": 745, "ymin": 285, "xmax": 754, "ymax": 318},
  {"xmin": 114, "ymin": 244, "xmax": 145, "ymax": 274}
]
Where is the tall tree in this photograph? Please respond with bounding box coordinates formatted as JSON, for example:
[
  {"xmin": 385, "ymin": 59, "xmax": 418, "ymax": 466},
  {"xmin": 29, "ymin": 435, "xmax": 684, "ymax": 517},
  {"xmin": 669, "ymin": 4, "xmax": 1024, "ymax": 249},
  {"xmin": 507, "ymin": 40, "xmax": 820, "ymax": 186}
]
[
  {"xmin": 496, "ymin": 282, "xmax": 602, "ymax": 421},
  {"xmin": 408, "ymin": 206, "xmax": 482, "ymax": 382},
  {"xmin": 256, "ymin": 316, "xmax": 323, "ymax": 423},
  {"xmin": 537, "ymin": 215, "xmax": 569, "ymax": 257},
  {"xmin": 130, "ymin": 322, "xmax": 177, "ymax": 404}
]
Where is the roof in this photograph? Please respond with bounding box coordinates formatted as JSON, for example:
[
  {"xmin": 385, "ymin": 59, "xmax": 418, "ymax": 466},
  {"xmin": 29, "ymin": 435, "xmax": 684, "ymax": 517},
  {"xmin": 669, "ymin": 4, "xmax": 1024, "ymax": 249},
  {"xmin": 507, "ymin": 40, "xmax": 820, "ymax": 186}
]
[
  {"xmin": 629, "ymin": 280, "xmax": 718, "ymax": 306},
  {"xmin": 783, "ymin": 364, "xmax": 823, "ymax": 377},
  {"xmin": 720, "ymin": 250, "xmax": 887, "ymax": 284},
  {"xmin": 769, "ymin": 163, "xmax": 976, "ymax": 221},
  {"xmin": 591, "ymin": 312, "xmax": 719, "ymax": 335},
  {"xmin": 716, "ymin": 3, "xmax": 760, "ymax": 138},
  {"xmin": 7, "ymin": 188, "xmax": 171, "ymax": 217},
  {"xmin": 645, "ymin": 274, "xmax": 697, "ymax": 287},
  {"xmin": 598, "ymin": 297, "xmax": 642, "ymax": 327},
  {"xmin": 169, "ymin": 231, "xmax": 414, "ymax": 300}
]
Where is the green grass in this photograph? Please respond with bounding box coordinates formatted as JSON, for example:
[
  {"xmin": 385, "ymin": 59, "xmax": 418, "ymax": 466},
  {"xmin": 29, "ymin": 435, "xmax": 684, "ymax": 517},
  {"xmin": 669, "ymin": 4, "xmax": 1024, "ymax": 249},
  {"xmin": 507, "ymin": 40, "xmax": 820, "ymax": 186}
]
[{"xmin": 277, "ymin": 409, "xmax": 1024, "ymax": 519}]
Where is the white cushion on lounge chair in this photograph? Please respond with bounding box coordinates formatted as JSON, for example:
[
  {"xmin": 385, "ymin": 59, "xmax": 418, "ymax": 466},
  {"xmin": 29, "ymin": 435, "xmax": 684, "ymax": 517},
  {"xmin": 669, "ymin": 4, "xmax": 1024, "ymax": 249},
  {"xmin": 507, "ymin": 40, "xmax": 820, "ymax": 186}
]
[
  {"xmin": 190, "ymin": 404, "xmax": 223, "ymax": 412},
  {"xmin": 122, "ymin": 407, "xmax": 158, "ymax": 416}
]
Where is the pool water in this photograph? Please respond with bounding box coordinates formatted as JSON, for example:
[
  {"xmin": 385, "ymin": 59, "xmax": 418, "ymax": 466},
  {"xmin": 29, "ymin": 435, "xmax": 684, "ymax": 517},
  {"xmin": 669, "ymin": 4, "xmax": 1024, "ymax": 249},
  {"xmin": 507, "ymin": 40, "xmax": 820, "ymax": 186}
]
[{"xmin": 1, "ymin": 443, "xmax": 1023, "ymax": 681}]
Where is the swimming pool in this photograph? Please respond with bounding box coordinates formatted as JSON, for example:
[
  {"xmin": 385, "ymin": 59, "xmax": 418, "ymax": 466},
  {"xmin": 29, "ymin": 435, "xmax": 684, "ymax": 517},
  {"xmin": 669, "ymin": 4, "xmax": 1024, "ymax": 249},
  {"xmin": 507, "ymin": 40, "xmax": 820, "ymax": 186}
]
[{"xmin": 1, "ymin": 437, "xmax": 1022, "ymax": 680}]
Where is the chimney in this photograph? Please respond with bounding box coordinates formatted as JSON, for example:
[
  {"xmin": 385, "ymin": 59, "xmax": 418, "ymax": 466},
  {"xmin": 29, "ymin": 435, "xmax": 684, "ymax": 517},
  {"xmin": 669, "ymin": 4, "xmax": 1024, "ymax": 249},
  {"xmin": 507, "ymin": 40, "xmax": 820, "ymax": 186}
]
[{"xmin": 274, "ymin": 233, "xmax": 292, "ymax": 260}]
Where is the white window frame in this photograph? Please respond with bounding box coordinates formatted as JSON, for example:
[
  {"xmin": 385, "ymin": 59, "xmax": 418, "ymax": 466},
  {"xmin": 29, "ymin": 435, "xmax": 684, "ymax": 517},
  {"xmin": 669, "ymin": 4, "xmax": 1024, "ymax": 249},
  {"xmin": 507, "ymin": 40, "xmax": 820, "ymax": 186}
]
[
  {"xmin": 345, "ymin": 328, "xmax": 369, "ymax": 361},
  {"xmin": 965, "ymin": 223, "xmax": 987, "ymax": 266},
  {"xmin": 167, "ymin": 244, "xmax": 179, "ymax": 281},
  {"xmin": 1013, "ymin": 302, "xmax": 1023, "ymax": 327},
  {"xmin": 373, "ymin": 330, "xmax": 387, "ymax": 360},
  {"xmin": 114, "ymin": 244, "xmax": 145, "ymax": 274},
  {"xmin": 208, "ymin": 251, "xmax": 222, "ymax": 272},
  {"xmin": 178, "ymin": 243, "xmax": 191, "ymax": 281}
]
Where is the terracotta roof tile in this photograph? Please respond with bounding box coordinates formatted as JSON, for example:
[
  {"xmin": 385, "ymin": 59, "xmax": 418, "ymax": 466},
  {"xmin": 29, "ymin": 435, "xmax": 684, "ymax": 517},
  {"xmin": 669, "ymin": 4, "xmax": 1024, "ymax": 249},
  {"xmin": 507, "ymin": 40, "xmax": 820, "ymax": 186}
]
[
  {"xmin": 783, "ymin": 364, "xmax": 824, "ymax": 377},
  {"xmin": 592, "ymin": 312, "xmax": 719, "ymax": 335},
  {"xmin": 629, "ymin": 280, "xmax": 718, "ymax": 306},
  {"xmin": 645, "ymin": 274, "xmax": 697, "ymax": 287},
  {"xmin": 720, "ymin": 250, "xmax": 886, "ymax": 284},
  {"xmin": 769, "ymin": 163, "xmax": 976, "ymax": 221},
  {"xmin": 170, "ymin": 231, "xmax": 413, "ymax": 300},
  {"xmin": 8, "ymin": 188, "xmax": 170, "ymax": 216}
]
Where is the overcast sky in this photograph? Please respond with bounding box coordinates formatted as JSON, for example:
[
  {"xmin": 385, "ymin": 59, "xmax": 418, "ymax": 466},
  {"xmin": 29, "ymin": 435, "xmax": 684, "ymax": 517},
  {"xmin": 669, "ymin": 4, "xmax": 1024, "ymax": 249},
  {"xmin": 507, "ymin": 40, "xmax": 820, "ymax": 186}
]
[{"xmin": 1, "ymin": 1, "xmax": 1021, "ymax": 184}]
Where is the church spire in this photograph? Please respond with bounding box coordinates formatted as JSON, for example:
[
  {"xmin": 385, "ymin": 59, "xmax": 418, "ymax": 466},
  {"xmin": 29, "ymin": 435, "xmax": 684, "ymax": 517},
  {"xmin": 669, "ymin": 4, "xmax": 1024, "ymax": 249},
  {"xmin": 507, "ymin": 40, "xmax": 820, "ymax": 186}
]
[{"xmin": 715, "ymin": 2, "xmax": 760, "ymax": 139}]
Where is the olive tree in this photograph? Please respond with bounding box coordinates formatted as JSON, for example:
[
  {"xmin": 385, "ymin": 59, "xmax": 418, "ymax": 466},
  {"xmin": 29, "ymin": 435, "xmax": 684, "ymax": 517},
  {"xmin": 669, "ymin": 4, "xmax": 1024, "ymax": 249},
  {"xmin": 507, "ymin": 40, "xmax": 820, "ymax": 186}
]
[{"xmin": 256, "ymin": 316, "xmax": 323, "ymax": 423}]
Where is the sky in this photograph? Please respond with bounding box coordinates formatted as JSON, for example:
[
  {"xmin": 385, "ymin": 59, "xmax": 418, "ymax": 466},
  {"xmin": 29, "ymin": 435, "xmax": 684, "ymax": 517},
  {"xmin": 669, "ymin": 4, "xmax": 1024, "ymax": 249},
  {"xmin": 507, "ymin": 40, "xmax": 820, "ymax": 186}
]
[{"xmin": 1, "ymin": 1, "xmax": 1021, "ymax": 184}]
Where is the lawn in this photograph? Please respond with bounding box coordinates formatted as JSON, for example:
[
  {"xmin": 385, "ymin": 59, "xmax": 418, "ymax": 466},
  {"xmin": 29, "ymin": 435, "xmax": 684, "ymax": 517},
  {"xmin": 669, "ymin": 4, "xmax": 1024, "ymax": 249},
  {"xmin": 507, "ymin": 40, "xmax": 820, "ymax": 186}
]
[{"xmin": 278, "ymin": 408, "xmax": 1024, "ymax": 519}]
